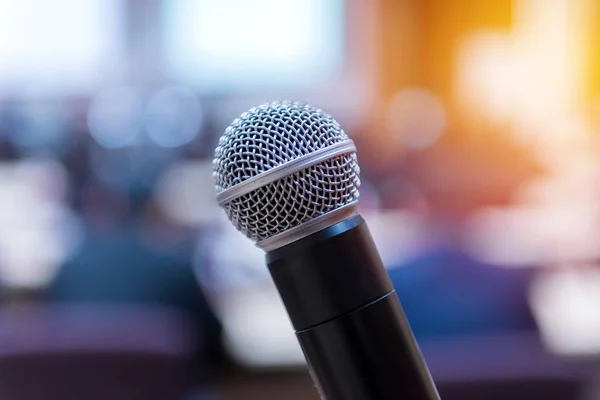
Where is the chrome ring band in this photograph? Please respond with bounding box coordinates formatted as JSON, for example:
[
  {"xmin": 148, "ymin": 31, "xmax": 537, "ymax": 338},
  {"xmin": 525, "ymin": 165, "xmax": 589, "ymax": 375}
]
[
  {"xmin": 216, "ymin": 139, "xmax": 356, "ymax": 206},
  {"xmin": 256, "ymin": 201, "xmax": 359, "ymax": 251}
]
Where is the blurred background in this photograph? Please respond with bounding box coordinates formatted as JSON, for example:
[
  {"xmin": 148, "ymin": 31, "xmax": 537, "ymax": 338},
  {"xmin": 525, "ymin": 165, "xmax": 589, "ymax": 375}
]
[{"xmin": 0, "ymin": 0, "xmax": 599, "ymax": 399}]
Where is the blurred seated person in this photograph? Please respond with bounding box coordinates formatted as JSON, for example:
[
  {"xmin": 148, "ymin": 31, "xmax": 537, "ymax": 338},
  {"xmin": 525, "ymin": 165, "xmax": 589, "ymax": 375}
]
[
  {"xmin": 378, "ymin": 130, "xmax": 541, "ymax": 340},
  {"xmin": 389, "ymin": 236, "xmax": 538, "ymax": 339},
  {"xmin": 48, "ymin": 180, "xmax": 223, "ymax": 369}
]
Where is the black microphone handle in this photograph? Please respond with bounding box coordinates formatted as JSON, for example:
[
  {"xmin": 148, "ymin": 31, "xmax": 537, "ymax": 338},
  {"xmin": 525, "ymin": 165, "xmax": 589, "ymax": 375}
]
[{"xmin": 266, "ymin": 215, "xmax": 440, "ymax": 400}]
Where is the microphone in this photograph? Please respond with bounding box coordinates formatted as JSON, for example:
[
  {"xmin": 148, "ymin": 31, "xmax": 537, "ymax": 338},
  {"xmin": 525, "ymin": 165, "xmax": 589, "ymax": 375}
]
[{"xmin": 213, "ymin": 101, "xmax": 440, "ymax": 400}]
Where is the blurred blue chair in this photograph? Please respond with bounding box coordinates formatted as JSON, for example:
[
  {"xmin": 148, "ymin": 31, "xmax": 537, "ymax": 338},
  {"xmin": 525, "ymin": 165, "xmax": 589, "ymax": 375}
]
[
  {"xmin": 389, "ymin": 247, "xmax": 588, "ymax": 399},
  {"xmin": 389, "ymin": 247, "xmax": 538, "ymax": 339}
]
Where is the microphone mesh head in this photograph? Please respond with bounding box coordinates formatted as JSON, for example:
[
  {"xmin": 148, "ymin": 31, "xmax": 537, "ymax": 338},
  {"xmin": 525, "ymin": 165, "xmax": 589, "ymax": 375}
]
[{"xmin": 213, "ymin": 101, "xmax": 360, "ymax": 243}]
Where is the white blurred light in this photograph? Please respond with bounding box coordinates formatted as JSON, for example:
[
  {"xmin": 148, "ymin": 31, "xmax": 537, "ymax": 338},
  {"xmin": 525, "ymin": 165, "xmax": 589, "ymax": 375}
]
[
  {"xmin": 362, "ymin": 210, "xmax": 426, "ymax": 268},
  {"xmin": 456, "ymin": 0, "xmax": 589, "ymax": 148},
  {"xmin": 0, "ymin": 160, "xmax": 81, "ymax": 288},
  {"xmin": 155, "ymin": 161, "xmax": 220, "ymax": 225},
  {"xmin": 145, "ymin": 87, "xmax": 202, "ymax": 147},
  {"xmin": 208, "ymin": 215, "xmax": 268, "ymax": 290},
  {"xmin": 164, "ymin": 0, "xmax": 343, "ymax": 92},
  {"xmin": 465, "ymin": 205, "xmax": 600, "ymax": 267},
  {"xmin": 0, "ymin": 0, "xmax": 124, "ymax": 96},
  {"xmin": 200, "ymin": 212, "xmax": 305, "ymax": 367},
  {"xmin": 14, "ymin": 158, "xmax": 69, "ymax": 202},
  {"xmin": 530, "ymin": 267, "xmax": 600, "ymax": 355},
  {"xmin": 387, "ymin": 89, "xmax": 445, "ymax": 149},
  {"xmin": 220, "ymin": 284, "xmax": 305, "ymax": 367},
  {"xmin": 87, "ymin": 87, "xmax": 143, "ymax": 148},
  {"xmin": 456, "ymin": 33, "xmax": 516, "ymax": 122}
]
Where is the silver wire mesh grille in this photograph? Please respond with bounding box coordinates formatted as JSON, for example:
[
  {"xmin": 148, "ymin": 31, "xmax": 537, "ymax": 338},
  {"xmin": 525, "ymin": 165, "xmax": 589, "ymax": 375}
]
[
  {"xmin": 213, "ymin": 101, "xmax": 350, "ymax": 194},
  {"xmin": 213, "ymin": 101, "xmax": 361, "ymax": 242},
  {"xmin": 222, "ymin": 153, "xmax": 360, "ymax": 242}
]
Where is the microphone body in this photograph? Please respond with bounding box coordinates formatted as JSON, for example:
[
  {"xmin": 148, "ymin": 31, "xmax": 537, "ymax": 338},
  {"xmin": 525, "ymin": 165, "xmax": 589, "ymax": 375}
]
[
  {"xmin": 213, "ymin": 101, "xmax": 440, "ymax": 399},
  {"xmin": 267, "ymin": 215, "xmax": 439, "ymax": 400}
]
